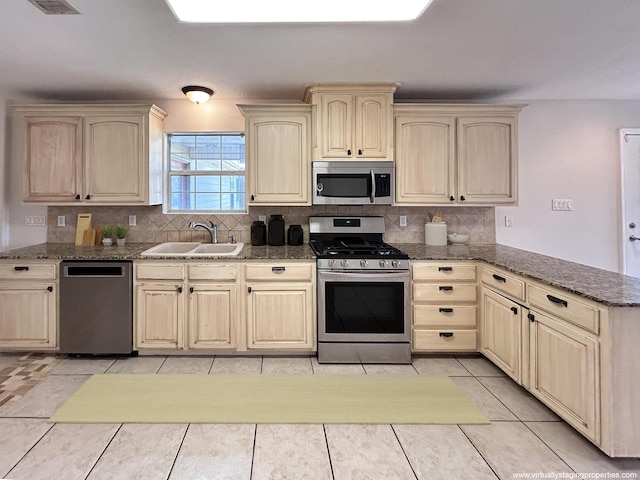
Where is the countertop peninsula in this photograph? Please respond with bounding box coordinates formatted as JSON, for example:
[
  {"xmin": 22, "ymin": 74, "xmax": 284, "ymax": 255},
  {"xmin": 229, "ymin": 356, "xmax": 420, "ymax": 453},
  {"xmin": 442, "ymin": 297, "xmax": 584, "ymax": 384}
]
[{"xmin": 3, "ymin": 242, "xmax": 640, "ymax": 307}]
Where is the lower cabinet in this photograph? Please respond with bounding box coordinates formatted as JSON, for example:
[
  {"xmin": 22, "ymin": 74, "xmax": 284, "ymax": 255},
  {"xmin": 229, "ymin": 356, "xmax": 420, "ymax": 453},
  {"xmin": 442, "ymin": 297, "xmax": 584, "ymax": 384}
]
[
  {"xmin": 479, "ymin": 287, "xmax": 523, "ymax": 383},
  {"xmin": 0, "ymin": 262, "xmax": 59, "ymax": 351},
  {"xmin": 136, "ymin": 282, "xmax": 185, "ymax": 349},
  {"xmin": 188, "ymin": 284, "xmax": 236, "ymax": 349},
  {"xmin": 529, "ymin": 309, "xmax": 599, "ymax": 443}
]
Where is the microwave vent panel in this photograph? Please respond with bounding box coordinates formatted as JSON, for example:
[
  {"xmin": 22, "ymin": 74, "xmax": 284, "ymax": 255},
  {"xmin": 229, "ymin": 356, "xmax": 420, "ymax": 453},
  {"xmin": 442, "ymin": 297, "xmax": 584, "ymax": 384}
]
[{"xmin": 28, "ymin": 0, "xmax": 80, "ymax": 15}]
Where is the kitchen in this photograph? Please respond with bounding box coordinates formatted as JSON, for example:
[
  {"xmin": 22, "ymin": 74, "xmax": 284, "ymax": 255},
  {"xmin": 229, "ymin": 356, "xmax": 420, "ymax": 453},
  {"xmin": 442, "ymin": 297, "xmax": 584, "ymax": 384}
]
[{"xmin": 2, "ymin": 0, "xmax": 640, "ymax": 478}]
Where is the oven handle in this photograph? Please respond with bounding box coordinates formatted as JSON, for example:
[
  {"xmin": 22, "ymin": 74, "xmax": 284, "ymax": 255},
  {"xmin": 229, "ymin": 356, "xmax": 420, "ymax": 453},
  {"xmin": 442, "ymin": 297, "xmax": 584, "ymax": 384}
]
[
  {"xmin": 318, "ymin": 270, "xmax": 409, "ymax": 281},
  {"xmin": 370, "ymin": 169, "xmax": 375, "ymax": 203}
]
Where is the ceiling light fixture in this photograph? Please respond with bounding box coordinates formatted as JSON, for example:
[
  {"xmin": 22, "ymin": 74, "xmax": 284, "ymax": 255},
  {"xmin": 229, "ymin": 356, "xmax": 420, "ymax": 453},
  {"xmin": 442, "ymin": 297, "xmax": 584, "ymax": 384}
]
[
  {"xmin": 181, "ymin": 85, "xmax": 214, "ymax": 104},
  {"xmin": 165, "ymin": 0, "xmax": 432, "ymax": 23}
]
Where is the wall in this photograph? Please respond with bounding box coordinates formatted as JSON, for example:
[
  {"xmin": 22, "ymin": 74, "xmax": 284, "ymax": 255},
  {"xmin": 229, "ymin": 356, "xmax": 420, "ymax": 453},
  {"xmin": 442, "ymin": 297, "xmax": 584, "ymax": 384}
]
[{"xmin": 496, "ymin": 101, "xmax": 640, "ymax": 272}]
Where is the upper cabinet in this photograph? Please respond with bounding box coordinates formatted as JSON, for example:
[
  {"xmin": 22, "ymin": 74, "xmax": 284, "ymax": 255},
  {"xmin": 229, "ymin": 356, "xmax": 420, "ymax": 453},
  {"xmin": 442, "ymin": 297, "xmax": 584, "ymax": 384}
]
[
  {"xmin": 394, "ymin": 104, "xmax": 524, "ymax": 205},
  {"xmin": 303, "ymin": 83, "xmax": 398, "ymax": 161},
  {"xmin": 238, "ymin": 104, "xmax": 312, "ymax": 206},
  {"xmin": 14, "ymin": 104, "xmax": 167, "ymax": 205}
]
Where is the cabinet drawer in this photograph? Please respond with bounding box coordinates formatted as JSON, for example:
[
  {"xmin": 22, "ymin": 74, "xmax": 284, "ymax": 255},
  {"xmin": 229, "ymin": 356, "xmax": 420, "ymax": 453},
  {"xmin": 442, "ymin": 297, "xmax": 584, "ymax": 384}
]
[
  {"xmin": 136, "ymin": 263, "xmax": 185, "ymax": 280},
  {"xmin": 413, "ymin": 329, "xmax": 477, "ymax": 352},
  {"xmin": 188, "ymin": 264, "xmax": 237, "ymax": 282},
  {"xmin": 413, "ymin": 283, "xmax": 477, "ymax": 303},
  {"xmin": 245, "ymin": 264, "xmax": 313, "ymax": 282},
  {"xmin": 412, "ymin": 263, "xmax": 477, "ymax": 282},
  {"xmin": 413, "ymin": 305, "xmax": 477, "ymax": 328},
  {"xmin": 481, "ymin": 267, "xmax": 525, "ymax": 301},
  {"xmin": 529, "ymin": 284, "xmax": 599, "ymax": 334},
  {"xmin": 0, "ymin": 263, "xmax": 57, "ymax": 280}
]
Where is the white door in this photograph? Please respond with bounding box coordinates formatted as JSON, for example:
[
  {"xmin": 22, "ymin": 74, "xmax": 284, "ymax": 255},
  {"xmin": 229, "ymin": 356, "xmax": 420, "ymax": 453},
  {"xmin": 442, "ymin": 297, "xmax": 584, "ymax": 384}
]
[{"xmin": 620, "ymin": 129, "xmax": 640, "ymax": 277}]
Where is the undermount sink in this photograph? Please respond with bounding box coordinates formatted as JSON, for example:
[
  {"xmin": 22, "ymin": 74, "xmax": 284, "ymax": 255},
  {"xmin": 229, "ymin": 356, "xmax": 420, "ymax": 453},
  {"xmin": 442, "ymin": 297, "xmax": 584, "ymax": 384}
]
[{"xmin": 140, "ymin": 242, "xmax": 244, "ymax": 257}]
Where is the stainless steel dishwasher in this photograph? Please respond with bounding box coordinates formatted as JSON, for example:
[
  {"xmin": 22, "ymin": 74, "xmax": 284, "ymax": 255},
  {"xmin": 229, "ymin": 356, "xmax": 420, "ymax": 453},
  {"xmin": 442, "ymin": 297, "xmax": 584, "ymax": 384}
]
[{"xmin": 59, "ymin": 260, "xmax": 134, "ymax": 355}]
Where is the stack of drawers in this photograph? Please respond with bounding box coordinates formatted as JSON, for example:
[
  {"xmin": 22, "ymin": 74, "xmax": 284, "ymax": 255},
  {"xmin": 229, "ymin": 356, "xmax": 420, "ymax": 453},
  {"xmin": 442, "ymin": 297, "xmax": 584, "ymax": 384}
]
[{"xmin": 412, "ymin": 262, "xmax": 478, "ymax": 352}]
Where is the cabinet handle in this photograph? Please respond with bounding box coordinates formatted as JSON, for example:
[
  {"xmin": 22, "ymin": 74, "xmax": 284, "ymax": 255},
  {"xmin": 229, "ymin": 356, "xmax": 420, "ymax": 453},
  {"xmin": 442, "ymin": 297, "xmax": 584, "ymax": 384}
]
[
  {"xmin": 247, "ymin": 286, "xmax": 252, "ymax": 293},
  {"xmin": 177, "ymin": 286, "xmax": 183, "ymax": 294},
  {"xmin": 47, "ymin": 286, "xmax": 53, "ymax": 292},
  {"xmin": 272, "ymin": 267, "xmax": 286, "ymax": 273},
  {"xmin": 250, "ymin": 194, "xmax": 255, "ymax": 201},
  {"xmin": 546, "ymin": 294, "xmax": 568, "ymax": 307},
  {"xmin": 449, "ymin": 196, "xmax": 455, "ymax": 202},
  {"xmin": 439, "ymin": 332, "xmax": 454, "ymax": 338},
  {"xmin": 75, "ymin": 194, "xmax": 81, "ymax": 200},
  {"xmin": 439, "ymin": 307, "xmax": 454, "ymax": 313},
  {"xmin": 528, "ymin": 313, "xmax": 535, "ymax": 322},
  {"xmin": 438, "ymin": 266, "xmax": 453, "ymax": 272},
  {"xmin": 189, "ymin": 287, "xmax": 194, "ymax": 294},
  {"xmin": 14, "ymin": 266, "xmax": 29, "ymax": 271},
  {"xmin": 511, "ymin": 306, "xmax": 518, "ymax": 315},
  {"xmin": 439, "ymin": 286, "xmax": 453, "ymax": 291},
  {"xmin": 460, "ymin": 195, "xmax": 466, "ymax": 201},
  {"xmin": 492, "ymin": 274, "xmax": 506, "ymax": 283},
  {"xmin": 347, "ymin": 149, "xmax": 352, "ymax": 156},
  {"xmin": 358, "ymin": 149, "xmax": 363, "ymax": 156}
]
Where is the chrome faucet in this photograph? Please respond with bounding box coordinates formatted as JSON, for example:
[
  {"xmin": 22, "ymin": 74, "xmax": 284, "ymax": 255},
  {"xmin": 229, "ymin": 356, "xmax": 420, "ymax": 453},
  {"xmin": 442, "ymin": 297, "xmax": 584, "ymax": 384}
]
[{"xmin": 189, "ymin": 221, "xmax": 217, "ymax": 243}]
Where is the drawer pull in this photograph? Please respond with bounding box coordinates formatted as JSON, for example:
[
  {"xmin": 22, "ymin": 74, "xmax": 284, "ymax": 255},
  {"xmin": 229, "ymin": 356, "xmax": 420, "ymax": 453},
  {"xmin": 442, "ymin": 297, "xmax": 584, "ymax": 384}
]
[
  {"xmin": 189, "ymin": 287, "xmax": 194, "ymax": 294},
  {"xmin": 438, "ymin": 267, "xmax": 453, "ymax": 272},
  {"xmin": 439, "ymin": 332, "xmax": 454, "ymax": 338},
  {"xmin": 272, "ymin": 267, "xmax": 286, "ymax": 273},
  {"xmin": 177, "ymin": 286, "xmax": 183, "ymax": 294},
  {"xmin": 439, "ymin": 307, "xmax": 454, "ymax": 313},
  {"xmin": 511, "ymin": 306, "xmax": 518, "ymax": 315},
  {"xmin": 528, "ymin": 313, "xmax": 536, "ymax": 322},
  {"xmin": 492, "ymin": 273, "xmax": 506, "ymax": 282},
  {"xmin": 47, "ymin": 286, "xmax": 53, "ymax": 292},
  {"xmin": 439, "ymin": 286, "xmax": 453, "ymax": 291},
  {"xmin": 546, "ymin": 294, "xmax": 568, "ymax": 307},
  {"xmin": 14, "ymin": 266, "xmax": 29, "ymax": 271}
]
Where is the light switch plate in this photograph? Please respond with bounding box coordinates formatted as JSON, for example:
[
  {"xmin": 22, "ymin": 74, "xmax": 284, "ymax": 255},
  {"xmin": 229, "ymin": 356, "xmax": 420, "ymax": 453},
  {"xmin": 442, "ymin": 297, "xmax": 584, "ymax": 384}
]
[
  {"xmin": 504, "ymin": 215, "xmax": 513, "ymax": 227},
  {"xmin": 258, "ymin": 215, "xmax": 266, "ymax": 223},
  {"xmin": 57, "ymin": 216, "xmax": 65, "ymax": 227},
  {"xmin": 25, "ymin": 215, "xmax": 46, "ymax": 226},
  {"xmin": 399, "ymin": 215, "xmax": 407, "ymax": 227},
  {"xmin": 552, "ymin": 199, "xmax": 573, "ymax": 211},
  {"xmin": 129, "ymin": 215, "xmax": 137, "ymax": 226}
]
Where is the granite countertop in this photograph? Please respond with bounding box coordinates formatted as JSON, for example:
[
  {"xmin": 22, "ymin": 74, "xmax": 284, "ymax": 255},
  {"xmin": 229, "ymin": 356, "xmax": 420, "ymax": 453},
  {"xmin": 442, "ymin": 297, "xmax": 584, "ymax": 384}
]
[{"xmin": 3, "ymin": 242, "xmax": 640, "ymax": 307}]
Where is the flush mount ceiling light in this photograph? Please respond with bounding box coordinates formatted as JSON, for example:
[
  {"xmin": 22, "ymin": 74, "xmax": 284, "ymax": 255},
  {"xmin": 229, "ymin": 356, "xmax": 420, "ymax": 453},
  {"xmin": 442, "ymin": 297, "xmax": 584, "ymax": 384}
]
[
  {"xmin": 165, "ymin": 0, "xmax": 432, "ymax": 23},
  {"xmin": 182, "ymin": 85, "xmax": 214, "ymax": 104}
]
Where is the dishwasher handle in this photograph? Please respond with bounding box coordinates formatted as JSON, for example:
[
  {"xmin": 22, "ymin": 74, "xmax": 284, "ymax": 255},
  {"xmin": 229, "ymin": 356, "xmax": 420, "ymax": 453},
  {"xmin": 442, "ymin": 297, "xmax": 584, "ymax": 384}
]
[{"xmin": 63, "ymin": 264, "xmax": 128, "ymax": 278}]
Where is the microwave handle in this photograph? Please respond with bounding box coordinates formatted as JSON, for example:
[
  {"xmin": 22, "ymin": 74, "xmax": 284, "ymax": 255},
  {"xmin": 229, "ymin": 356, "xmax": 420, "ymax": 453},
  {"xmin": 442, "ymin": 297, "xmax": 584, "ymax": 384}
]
[{"xmin": 370, "ymin": 169, "xmax": 375, "ymax": 203}]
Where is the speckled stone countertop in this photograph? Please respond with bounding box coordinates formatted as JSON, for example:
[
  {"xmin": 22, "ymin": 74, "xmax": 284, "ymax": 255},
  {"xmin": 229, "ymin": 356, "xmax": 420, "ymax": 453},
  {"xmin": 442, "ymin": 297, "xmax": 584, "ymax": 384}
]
[{"xmin": 3, "ymin": 242, "xmax": 640, "ymax": 307}]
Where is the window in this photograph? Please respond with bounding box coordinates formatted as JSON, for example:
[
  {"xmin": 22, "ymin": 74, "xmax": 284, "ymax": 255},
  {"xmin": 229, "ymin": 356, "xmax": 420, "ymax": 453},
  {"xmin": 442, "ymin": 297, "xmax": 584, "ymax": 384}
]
[{"xmin": 167, "ymin": 133, "xmax": 246, "ymax": 212}]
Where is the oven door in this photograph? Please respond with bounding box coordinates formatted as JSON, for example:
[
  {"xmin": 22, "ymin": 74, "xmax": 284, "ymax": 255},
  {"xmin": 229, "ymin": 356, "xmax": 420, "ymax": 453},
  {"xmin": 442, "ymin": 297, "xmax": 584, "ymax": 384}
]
[{"xmin": 317, "ymin": 270, "xmax": 410, "ymax": 343}]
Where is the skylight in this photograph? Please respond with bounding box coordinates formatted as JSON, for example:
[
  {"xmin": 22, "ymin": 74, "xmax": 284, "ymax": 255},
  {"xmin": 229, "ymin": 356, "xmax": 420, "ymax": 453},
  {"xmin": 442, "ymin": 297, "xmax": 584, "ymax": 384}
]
[{"xmin": 165, "ymin": 0, "xmax": 432, "ymax": 23}]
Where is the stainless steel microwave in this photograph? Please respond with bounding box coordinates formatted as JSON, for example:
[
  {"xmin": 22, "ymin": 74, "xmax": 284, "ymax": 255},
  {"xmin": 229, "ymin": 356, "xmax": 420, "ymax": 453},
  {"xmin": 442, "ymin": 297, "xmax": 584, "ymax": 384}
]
[{"xmin": 312, "ymin": 161, "xmax": 394, "ymax": 205}]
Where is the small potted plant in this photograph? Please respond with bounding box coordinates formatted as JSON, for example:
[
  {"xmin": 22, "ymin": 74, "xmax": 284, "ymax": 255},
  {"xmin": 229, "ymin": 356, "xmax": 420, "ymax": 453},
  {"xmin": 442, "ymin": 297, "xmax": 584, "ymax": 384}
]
[
  {"xmin": 101, "ymin": 225, "xmax": 115, "ymax": 246},
  {"xmin": 115, "ymin": 225, "xmax": 129, "ymax": 247}
]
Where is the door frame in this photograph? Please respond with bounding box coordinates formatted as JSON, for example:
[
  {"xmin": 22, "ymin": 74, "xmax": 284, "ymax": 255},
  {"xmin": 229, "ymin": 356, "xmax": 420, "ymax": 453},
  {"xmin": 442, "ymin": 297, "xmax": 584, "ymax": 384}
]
[{"xmin": 619, "ymin": 129, "xmax": 640, "ymax": 276}]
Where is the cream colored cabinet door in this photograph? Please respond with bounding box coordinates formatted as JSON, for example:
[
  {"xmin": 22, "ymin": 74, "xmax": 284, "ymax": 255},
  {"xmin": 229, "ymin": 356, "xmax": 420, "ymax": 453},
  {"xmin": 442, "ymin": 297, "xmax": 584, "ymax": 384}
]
[
  {"xmin": 246, "ymin": 282, "xmax": 314, "ymax": 350},
  {"xmin": 395, "ymin": 116, "xmax": 456, "ymax": 204},
  {"xmin": 135, "ymin": 282, "xmax": 185, "ymax": 350},
  {"xmin": 529, "ymin": 310, "xmax": 599, "ymax": 443},
  {"xmin": 240, "ymin": 105, "xmax": 311, "ymax": 206},
  {"xmin": 355, "ymin": 95, "xmax": 389, "ymax": 158},
  {"xmin": 23, "ymin": 116, "xmax": 83, "ymax": 202},
  {"xmin": 320, "ymin": 94, "xmax": 353, "ymax": 158},
  {"xmin": 188, "ymin": 284, "xmax": 236, "ymax": 349},
  {"xmin": 84, "ymin": 115, "xmax": 146, "ymax": 203},
  {"xmin": 480, "ymin": 287, "xmax": 522, "ymax": 383},
  {"xmin": 0, "ymin": 283, "xmax": 57, "ymax": 350},
  {"xmin": 457, "ymin": 116, "xmax": 517, "ymax": 204}
]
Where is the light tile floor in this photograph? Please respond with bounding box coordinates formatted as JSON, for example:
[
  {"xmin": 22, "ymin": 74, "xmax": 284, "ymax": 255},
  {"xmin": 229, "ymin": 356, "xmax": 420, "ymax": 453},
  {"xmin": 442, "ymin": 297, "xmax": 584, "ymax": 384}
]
[{"xmin": 0, "ymin": 354, "xmax": 639, "ymax": 480}]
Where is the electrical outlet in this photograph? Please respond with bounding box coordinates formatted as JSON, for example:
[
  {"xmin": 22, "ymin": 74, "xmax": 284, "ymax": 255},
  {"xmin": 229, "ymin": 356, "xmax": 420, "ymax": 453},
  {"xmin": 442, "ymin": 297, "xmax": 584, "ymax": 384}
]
[
  {"xmin": 399, "ymin": 215, "xmax": 407, "ymax": 227},
  {"xmin": 129, "ymin": 215, "xmax": 137, "ymax": 227},
  {"xmin": 57, "ymin": 216, "xmax": 65, "ymax": 227},
  {"xmin": 258, "ymin": 215, "xmax": 266, "ymax": 223},
  {"xmin": 552, "ymin": 199, "xmax": 574, "ymax": 211},
  {"xmin": 505, "ymin": 215, "xmax": 513, "ymax": 227}
]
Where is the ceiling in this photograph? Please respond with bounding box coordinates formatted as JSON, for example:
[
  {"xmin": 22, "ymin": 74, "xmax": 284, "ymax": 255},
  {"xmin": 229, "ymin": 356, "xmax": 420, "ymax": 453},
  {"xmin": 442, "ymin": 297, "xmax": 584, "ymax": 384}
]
[{"xmin": 2, "ymin": 0, "xmax": 640, "ymax": 103}]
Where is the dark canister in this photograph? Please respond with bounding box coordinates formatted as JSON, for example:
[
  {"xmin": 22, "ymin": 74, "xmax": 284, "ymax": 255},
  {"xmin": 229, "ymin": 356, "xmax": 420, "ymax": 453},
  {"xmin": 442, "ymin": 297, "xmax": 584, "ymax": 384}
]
[
  {"xmin": 287, "ymin": 224, "xmax": 303, "ymax": 246},
  {"xmin": 250, "ymin": 220, "xmax": 266, "ymax": 246},
  {"xmin": 267, "ymin": 214, "xmax": 285, "ymax": 246}
]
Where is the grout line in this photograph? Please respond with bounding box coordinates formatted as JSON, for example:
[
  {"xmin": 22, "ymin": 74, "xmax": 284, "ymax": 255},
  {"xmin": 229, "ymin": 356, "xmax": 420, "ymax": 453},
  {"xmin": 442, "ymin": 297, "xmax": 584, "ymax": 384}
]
[
  {"xmin": 249, "ymin": 424, "xmax": 258, "ymax": 480},
  {"xmin": 165, "ymin": 423, "xmax": 190, "ymax": 480},
  {"xmin": 207, "ymin": 356, "xmax": 215, "ymax": 374},
  {"xmin": 456, "ymin": 424, "xmax": 501, "ymax": 480},
  {"xmin": 322, "ymin": 424, "xmax": 336, "ymax": 480},
  {"xmin": 3, "ymin": 420, "xmax": 56, "ymax": 479},
  {"xmin": 390, "ymin": 424, "xmax": 419, "ymax": 480},
  {"xmin": 156, "ymin": 356, "xmax": 168, "ymax": 374},
  {"xmin": 521, "ymin": 421, "xmax": 578, "ymax": 474},
  {"xmin": 82, "ymin": 423, "xmax": 123, "ymax": 480}
]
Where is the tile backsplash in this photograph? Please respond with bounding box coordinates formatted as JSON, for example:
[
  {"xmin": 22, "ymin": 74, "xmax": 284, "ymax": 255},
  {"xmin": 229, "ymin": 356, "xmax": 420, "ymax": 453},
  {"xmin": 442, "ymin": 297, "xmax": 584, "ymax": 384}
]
[{"xmin": 47, "ymin": 205, "xmax": 496, "ymax": 245}]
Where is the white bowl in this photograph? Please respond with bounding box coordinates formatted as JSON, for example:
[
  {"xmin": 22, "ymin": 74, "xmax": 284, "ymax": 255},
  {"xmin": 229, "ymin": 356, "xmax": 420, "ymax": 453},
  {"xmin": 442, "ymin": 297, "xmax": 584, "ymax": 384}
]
[{"xmin": 447, "ymin": 234, "xmax": 470, "ymax": 245}]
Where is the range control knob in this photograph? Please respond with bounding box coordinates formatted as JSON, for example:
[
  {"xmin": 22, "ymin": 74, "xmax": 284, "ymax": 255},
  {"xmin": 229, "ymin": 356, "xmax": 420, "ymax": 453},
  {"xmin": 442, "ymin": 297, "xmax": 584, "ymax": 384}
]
[
  {"xmin": 328, "ymin": 259, "xmax": 335, "ymax": 267},
  {"xmin": 379, "ymin": 260, "xmax": 388, "ymax": 268},
  {"xmin": 340, "ymin": 259, "xmax": 349, "ymax": 268},
  {"xmin": 360, "ymin": 260, "xmax": 368, "ymax": 268},
  {"xmin": 392, "ymin": 260, "xmax": 400, "ymax": 268}
]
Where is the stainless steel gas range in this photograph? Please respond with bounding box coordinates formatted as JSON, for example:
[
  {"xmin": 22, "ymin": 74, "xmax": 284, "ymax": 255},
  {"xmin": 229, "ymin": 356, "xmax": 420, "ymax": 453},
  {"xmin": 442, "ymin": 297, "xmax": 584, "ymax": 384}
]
[{"xmin": 309, "ymin": 216, "xmax": 411, "ymax": 364}]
